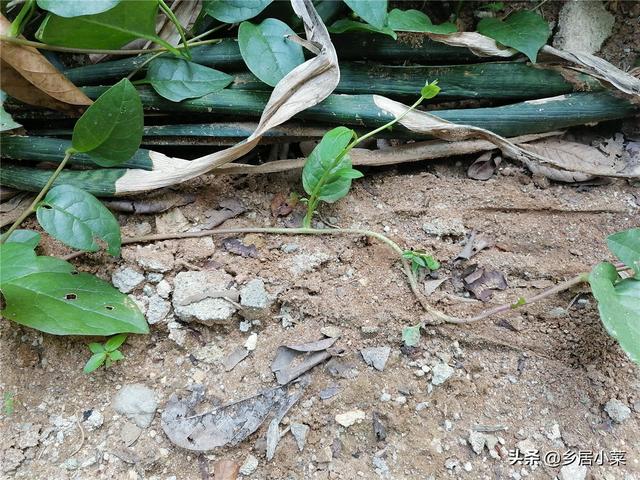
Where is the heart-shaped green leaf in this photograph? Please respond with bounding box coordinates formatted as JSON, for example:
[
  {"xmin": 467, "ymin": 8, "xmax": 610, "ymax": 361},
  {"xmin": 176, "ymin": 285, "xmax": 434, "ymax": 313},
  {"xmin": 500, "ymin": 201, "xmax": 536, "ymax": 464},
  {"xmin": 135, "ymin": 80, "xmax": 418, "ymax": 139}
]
[
  {"xmin": 344, "ymin": 0, "xmax": 388, "ymax": 29},
  {"xmin": 203, "ymin": 0, "xmax": 272, "ymax": 23},
  {"xmin": 36, "ymin": 184, "xmax": 121, "ymax": 256},
  {"xmin": 303, "ymin": 126, "xmax": 360, "ymax": 203},
  {"xmin": 328, "ymin": 19, "xmax": 397, "ymax": 39},
  {"xmin": 144, "ymin": 58, "xmax": 233, "ymax": 102},
  {"xmin": 71, "ymin": 78, "xmax": 143, "ymax": 166},
  {"xmin": 238, "ymin": 18, "xmax": 305, "ymax": 87},
  {"xmin": 36, "ymin": 0, "xmax": 121, "ymax": 18},
  {"xmin": 589, "ymin": 262, "xmax": 640, "ymax": 364},
  {"xmin": 387, "ymin": 9, "xmax": 457, "ymax": 34},
  {"xmin": 607, "ymin": 228, "xmax": 640, "ymax": 275},
  {"xmin": 477, "ymin": 10, "xmax": 550, "ymax": 63},
  {"xmin": 5, "ymin": 229, "xmax": 41, "ymax": 249},
  {"xmin": 0, "ymin": 243, "xmax": 148, "ymax": 336},
  {"xmin": 36, "ymin": 0, "xmax": 173, "ymax": 53}
]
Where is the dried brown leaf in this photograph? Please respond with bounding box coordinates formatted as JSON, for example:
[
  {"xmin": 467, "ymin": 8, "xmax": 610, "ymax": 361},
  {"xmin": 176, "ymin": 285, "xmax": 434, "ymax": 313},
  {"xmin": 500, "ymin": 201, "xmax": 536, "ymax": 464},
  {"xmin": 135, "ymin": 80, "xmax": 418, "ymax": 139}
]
[
  {"xmin": 468, "ymin": 152, "xmax": 502, "ymax": 180},
  {"xmin": 0, "ymin": 15, "xmax": 92, "ymax": 109},
  {"xmin": 213, "ymin": 460, "xmax": 239, "ymax": 480}
]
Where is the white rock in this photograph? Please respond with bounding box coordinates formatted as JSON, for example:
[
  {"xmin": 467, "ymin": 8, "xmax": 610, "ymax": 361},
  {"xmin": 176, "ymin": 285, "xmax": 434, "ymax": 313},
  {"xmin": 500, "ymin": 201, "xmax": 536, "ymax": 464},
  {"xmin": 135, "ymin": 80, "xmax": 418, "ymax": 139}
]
[
  {"xmin": 146, "ymin": 294, "xmax": 170, "ymax": 324},
  {"xmin": 604, "ymin": 398, "xmax": 631, "ymax": 423},
  {"xmin": 431, "ymin": 362, "xmax": 455, "ymax": 386},
  {"xmin": 112, "ymin": 267, "xmax": 145, "ymax": 294},
  {"xmin": 155, "ymin": 279, "xmax": 172, "ymax": 299},
  {"xmin": 559, "ymin": 463, "xmax": 587, "ymax": 480},
  {"xmin": 554, "ymin": 0, "xmax": 614, "ymax": 54},
  {"xmin": 244, "ymin": 333, "xmax": 258, "ymax": 351},
  {"xmin": 83, "ymin": 410, "xmax": 103, "ymax": 431},
  {"xmin": 360, "ymin": 346, "xmax": 391, "ymax": 371},
  {"xmin": 172, "ymin": 270, "xmax": 237, "ymax": 325},
  {"xmin": 290, "ymin": 423, "xmax": 310, "ymax": 452},
  {"xmin": 335, "ymin": 410, "xmax": 365, "ymax": 427},
  {"xmin": 112, "ymin": 384, "xmax": 157, "ymax": 428},
  {"xmin": 239, "ymin": 454, "xmax": 258, "ymax": 476},
  {"xmin": 193, "ymin": 344, "xmax": 224, "ymax": 365},
  {"xmin": 240, "ymin": 279, "xmax": 270, "ymax": 320}
]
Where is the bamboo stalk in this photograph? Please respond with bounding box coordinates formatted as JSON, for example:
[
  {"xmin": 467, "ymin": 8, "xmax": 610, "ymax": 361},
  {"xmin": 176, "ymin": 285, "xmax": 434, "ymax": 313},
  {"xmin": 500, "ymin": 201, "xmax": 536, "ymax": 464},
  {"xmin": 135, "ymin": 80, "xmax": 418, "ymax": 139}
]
[
  {"xmin": 1, "ymin": 136, "xmax": 154, "ymax": 170},
  {"xmin": 78, "ymin": 87, "xmax": 638, "ymax": 138},
  {"xmin": 63, "ymin": 34, "xmax": 484, "ymax": 86},
  {"xmin": 228, "ymin": 62, "xmax": 602, "ymax": 100}
]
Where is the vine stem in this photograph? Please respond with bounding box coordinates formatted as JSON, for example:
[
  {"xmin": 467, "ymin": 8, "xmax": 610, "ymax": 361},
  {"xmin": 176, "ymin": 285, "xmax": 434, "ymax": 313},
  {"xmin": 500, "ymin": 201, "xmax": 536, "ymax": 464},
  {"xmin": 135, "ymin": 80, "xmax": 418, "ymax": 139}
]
[
  {"xmin": 0, "ymin": 35, "xmax": 220, "ymax": 55},
  {"xmin": 115, "ymin": 226, "xmax": 595, "ymax": 325},
  {"xmin": 0, "ymin": 150, "xmax": 73, "ymax": 243}
]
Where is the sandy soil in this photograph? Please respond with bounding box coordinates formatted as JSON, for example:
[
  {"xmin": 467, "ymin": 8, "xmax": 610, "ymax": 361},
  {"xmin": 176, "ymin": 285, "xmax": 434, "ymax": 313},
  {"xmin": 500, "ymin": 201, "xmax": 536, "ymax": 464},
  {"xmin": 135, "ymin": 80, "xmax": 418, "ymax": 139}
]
[{"xmin": 1, "ymin": 156, "xmax": 639, "ymax": 479}]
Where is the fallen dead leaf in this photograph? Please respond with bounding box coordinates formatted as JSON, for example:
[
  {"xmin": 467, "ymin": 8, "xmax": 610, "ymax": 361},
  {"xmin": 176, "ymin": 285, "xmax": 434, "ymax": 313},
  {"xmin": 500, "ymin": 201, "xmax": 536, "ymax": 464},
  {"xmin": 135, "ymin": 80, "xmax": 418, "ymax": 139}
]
[
  {"xmin": 463, "ymin": 267, "xmax": 508, "ymax": 301},
  {"xmin": 0, "ymin": 15, "xmax": 92, "ymax": 110},
  {"xmin": 468, "ymin": 152, "xmax": 502, "ymax": 180},
  {"xmin": 222, "ymin": 238, "xmax": 258, "ymax": 258},
  {"xmin": 456, "ymin": 231, "xmax": 492, "ymax": 260},
  {"xmin": 271, "ymin": 337, "xmax": 339, "ymax": 385},
  {"xmin": 213, "ymin": 460, "xmax": 239, "ymax": 480},
  {"xmin": 161, "ymin": 384, "xmax": 300, "ymax": 451}
]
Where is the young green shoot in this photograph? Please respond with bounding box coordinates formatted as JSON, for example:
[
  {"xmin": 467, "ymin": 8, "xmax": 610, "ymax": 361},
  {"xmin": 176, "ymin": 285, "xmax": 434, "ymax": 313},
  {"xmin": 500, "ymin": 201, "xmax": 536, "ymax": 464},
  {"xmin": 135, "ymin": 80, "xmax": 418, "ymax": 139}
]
[
  {"xmin": 302, "ymin": 80, "xmax": 441, "ymax": 228},
  {"xmin": 84, "ymin": 334, "xmax": 127, "ymax": 373},
  {"xmin": 402, "ymin": 250, "xmax": 441, "ymax": 275}
]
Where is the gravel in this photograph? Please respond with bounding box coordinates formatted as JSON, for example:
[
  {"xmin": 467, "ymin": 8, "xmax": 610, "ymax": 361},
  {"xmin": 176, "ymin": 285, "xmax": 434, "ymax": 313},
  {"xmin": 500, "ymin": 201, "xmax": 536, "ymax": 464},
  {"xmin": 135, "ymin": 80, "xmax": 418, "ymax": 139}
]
[
  {"xmin": 239, "ymin": 454, "xmax": 259, "ymax": 476},
  {"xmin": 112, "ymin": 384, "xmax": 157, "ymax": 428},
  {"xmin": 360, "ymin": 346, "xmax": 391, "ymax": 371},
  {"xmin": 604, "ymin": 398, "xmax": 631, "ymax": 423},
  {"xmin": 172, "ymin": 271, "xmax": 237, "ymax": 325},
  {"xmin": 145, "ymin": 294, "xmax": 171, "ymax": 324},
  {"xmin": 111, "ymin": 267, "xmax": 145, "ymax": 294},
  {"xmin": 431, "ymin": 362, "xmax": 455, "ymax": 385},
  {"xmin": 240, "ymin": 279, "xmax": 270, "ymax": 320}
]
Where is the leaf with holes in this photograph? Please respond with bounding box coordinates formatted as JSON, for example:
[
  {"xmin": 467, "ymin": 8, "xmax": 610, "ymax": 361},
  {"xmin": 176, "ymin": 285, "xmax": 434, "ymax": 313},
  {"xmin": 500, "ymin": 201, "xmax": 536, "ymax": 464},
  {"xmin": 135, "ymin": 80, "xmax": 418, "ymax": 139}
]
[
  {"xmin": 302, "ymin": 126, "xmax": 362, "ymax": 203},
  {"xmin": 344, "ymin": 0, "xmax": 387, "ymax": 29},
  {"xmin": 589, "ymin": 262, "xmax": 640, "ymax": 364},
  {"xmin": 0, "ymin": 243, "xmax": 148, "ymax": 336},
  {"xmin": 71, "ymin": 78, "xmax": 143, "ymax": 166},
  {"xmin": 477, "ymin": 10, "xmax": 550, "ymax": 63},
  {"xmin": 238, "ymin": 18, "xmax": 305, "ymax": 87},
  {"xmin": 203, "ymin": 0, "xmax": 272, "ymax": 23},
  {"xmin": 387, "ymin": 9, "xmax": 457, "ymax": 34},
  {"xmin": 35, "ymin": 0, "xmax": 172, "ymax": 52},
  {"xmin": 36, "ymin": 184, "xmax": 121, "ymax": 256},
  {"xmin": 143, "ymin": 58, "xmax": 233, "ymax": 102},
  {"xmin": 36, "ymin": 0, "xmax": 121, "ymax": 18},
  {"xmin": 328, "ymin": 19, "xmax": 396, "ymax": 39},
  {"xmin": 5, "ymin": 229, "xmax": 41, "ymax": 249},
  {"xmin": 607, "ymin": 228, "xmax": 640, "ymax": 275}
]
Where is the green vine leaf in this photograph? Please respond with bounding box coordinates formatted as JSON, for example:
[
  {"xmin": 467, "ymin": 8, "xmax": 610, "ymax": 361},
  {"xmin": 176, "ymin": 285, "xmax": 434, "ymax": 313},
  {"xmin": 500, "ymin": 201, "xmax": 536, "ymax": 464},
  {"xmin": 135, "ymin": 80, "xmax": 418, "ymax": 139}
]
[
  {"xmin": 607, "ymin": 228, "xmax": 640, "ymax": 275},
  {"xmin": 36, "ymin": 184, "xmax": 121, "ymax": 256},
  {"xmin": 144, "ymin": 58, "xmax": 233, "ymax": 102},
  {"xmin": 238, "ymin": 18, "xmax": 305, "ymax": 87},
  {"xmin": 203, "ymin": 0, "xmax": 272, "ymax": 23},
  {"xmin": 0, "ymin": 243, "xmax": 149, "ymax": 336},
  {"xmin": 589, "ymin": 262, "xmax": 640, "ymax": 364},
  {"xmin": 35, "ymin": 0, "xmax": 178, "ymax": 55},
  {"xmin": 36, "ymin": 0, "xmax": 121, "ymax": 18},
  {"xmin": 302, "ymin": 126, "xmax": 362, "ymax": 203},
  {"xmin": 71, "ymin": 78, "xmax": 143, "ymax": 166},
  {"xmin": 477, "ymin": 10, "xmax": 550, "ymax": 63},
  {"xmin": 387, "ymin": 9, "xmax": 457, "ymax": 34},
  {"xmin": 4, "ymin": 229, "xmax": 41, "ymax": 249},
  {"xmin": 344, "ymin": 0, "xmax": 388, "ymax": 29},
  {"xmin": 328, "ymin": 19, "xmax": 396, "ymax": 39}
]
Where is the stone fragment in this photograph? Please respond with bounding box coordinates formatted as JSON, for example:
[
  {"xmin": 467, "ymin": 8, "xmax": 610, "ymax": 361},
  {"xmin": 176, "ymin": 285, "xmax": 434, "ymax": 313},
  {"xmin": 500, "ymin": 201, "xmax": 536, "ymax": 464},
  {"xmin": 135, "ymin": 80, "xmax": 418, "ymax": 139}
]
[
  {"xmin": 112, "ymin": 384, "xmax": 157, "ymax": 428},
  {"xmin": 239, "ymin": 454, "xmax": 258, "ymax": 476},
  {"xmin": 604, "ymin": 398, "xmax": 631, "ymax": 423},
  {"xmin": 360, "ymin": 346, "xmax": 391, "ymax": 371},
  {"xmin": 290, "ymin": 423, "xmax": 310, "ymax": 452},
  {"xmin": 112, "ymin": 267, "xmax": 145, "ymax": 294},
  {"xmin": 335, "ymin": 410, "xmax": 365, "ymax": 427},
  {"xmin": 431, "ymin": 362, "xmax": 454, "ymax": 386},
  {"xmin": 554, "ymin": 0, "xmax": 615, "ymax": 54},
  {"xmin": 172, "ymin": 271, "xmax": 237, "ymax": 325},
  {"xmin": 240, "ymin": 279, "xmax": 270, "ymax": 320},
  {"xmin": 146, "ymin": 294, "xmax": 170, "ymax": 324}
]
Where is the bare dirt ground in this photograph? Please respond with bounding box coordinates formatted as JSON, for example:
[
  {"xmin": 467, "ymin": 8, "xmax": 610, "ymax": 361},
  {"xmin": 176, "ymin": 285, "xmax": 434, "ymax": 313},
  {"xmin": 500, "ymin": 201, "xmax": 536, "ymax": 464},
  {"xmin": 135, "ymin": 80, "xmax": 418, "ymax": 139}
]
[{"xmin": 1, "ymin": 156, "xmax": 639, "ymax": 479}]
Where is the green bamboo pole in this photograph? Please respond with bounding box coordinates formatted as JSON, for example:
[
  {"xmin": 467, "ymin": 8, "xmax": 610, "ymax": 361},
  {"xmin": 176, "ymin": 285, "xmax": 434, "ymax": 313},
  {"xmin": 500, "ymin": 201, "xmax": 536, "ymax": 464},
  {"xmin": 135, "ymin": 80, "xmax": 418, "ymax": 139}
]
[
  {"xmin": 77, "ymin": 87, "xmax": 637, "ymax": 138},
  {"xmin": 1, "ymin": 136, "xmax": 154, "ymax": 170},
  {"xmin": 63, "ymin": 34, "xmax": 484, "ymax": 86}
]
